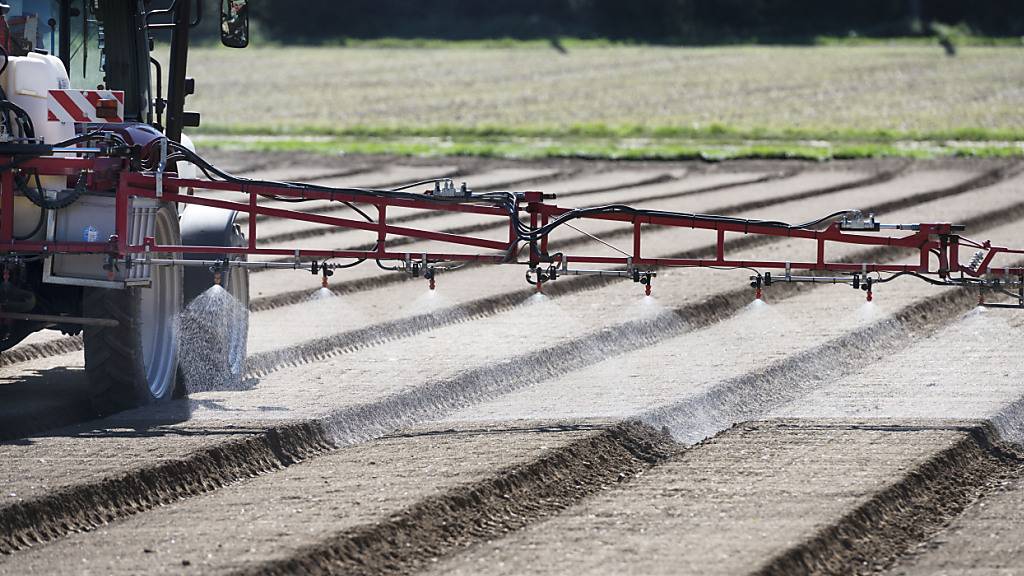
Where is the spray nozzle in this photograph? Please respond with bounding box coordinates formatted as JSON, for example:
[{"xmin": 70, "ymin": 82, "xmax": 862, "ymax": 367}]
[
  {"xmin": 749, "ymin": 273, "xmax": 766, "ymax": 301},
  {"xmin": 312, "ymin": 261, "xmax": 334, "ymax": 288},
  {"xmin": 209, "ymin": 258, "xmax": 231, "ymax": 287},
  {"xmin": 638, "ymin": 272, "xmax": 653, "ymax": 296}
]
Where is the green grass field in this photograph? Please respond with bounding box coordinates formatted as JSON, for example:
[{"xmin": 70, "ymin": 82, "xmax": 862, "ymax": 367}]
[{"xmin": 187, "ymin": 44, "xmax": 1024, "ymax": 160}]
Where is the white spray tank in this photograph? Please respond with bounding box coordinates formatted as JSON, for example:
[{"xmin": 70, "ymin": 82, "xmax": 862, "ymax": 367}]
[{"xmin": 0, "ymin": 52, "xmax": 75, "ymax": 239}]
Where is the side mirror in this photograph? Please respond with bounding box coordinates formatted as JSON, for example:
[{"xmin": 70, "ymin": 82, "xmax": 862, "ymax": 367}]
[{"xmin": 220, "ymin": 0, "xmax": 249, "ymax": 49}]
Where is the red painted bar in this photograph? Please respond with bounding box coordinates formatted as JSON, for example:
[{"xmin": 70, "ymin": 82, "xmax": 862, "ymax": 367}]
[
  {"xmin": 1, "ymin": 170, "xmax": 14, "ymax": 244},
  {"xmin": 247, "ymin": 187, "xmax": 257, "ymax": 250},
  {"xmin": 125, "ymin": 174, "xmax": 507, "ymax": 218},
  {"xmin": 0, "ymin": 158, "xmax": 1018, "ymax": 284}
]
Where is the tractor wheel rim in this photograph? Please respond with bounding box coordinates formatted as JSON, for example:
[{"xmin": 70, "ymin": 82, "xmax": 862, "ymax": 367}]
[{"xmin": 139, "ymin": 210, "xmax": 181, "ymax": 398}]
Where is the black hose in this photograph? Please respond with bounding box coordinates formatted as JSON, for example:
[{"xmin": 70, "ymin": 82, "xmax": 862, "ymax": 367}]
[
  {"xmin": 158, "ymin": 140, "xmax": 895, "ymax": 274},
  {"xmin": 15, "ymin": 170, "xmax": 87, "ymax": 210},
  {"xmin": 13, "ymin": 203, "xmax": 46, "ymax": 241}
]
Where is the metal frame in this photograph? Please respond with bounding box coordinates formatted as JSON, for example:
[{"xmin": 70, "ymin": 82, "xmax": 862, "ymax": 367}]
[{"xmin": 2, "ymin": 155, "xmax": 1022, "ymax": 305}]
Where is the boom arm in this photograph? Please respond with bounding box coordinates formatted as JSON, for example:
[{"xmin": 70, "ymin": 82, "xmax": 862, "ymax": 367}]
[{"xmin": 1, "ymin": 141, "xmax": 1022, "ymax": 308}]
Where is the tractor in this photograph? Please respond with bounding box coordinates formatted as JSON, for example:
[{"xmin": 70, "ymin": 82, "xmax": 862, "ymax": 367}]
[{"xmin": 0, "ymin": 0, "xmax": 250, "ymax": 414}]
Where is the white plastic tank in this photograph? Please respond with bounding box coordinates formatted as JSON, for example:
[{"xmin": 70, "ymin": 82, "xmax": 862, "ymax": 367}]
[
  {"xmin": 0, "ymin": 51, "xmax": 75, "ymax": 144},
  {"xmin": 0, "ymin": 52, "xmax": 75, "ymax": 239}
]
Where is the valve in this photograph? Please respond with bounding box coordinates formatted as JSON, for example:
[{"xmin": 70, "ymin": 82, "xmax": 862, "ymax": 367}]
[
  {"xmin": 862, "ymin": 277, "xmax": 873, "ymax": 302},
  {"xmin": 526, "ymin": 265, "xmax": 558, "ymax": 293},
  {"xmin": 424, "ymin": 268, "xmax": 436, "ymax": 290}
]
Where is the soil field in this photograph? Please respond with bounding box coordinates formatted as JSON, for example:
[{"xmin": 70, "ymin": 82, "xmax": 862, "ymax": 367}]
[
  {"xmin": 184, "ymin": 45, "xmax": 1024, "ymax": 135},
  {"xmin": 1, "ymin": 153, "xmax": 1023, "ymax": 575}
]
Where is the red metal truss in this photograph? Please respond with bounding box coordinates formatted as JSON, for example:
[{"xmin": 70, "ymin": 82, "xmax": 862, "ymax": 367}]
[{"xmin": 1, "ymin": 156, "xmax": 1022, "ymax": 283}]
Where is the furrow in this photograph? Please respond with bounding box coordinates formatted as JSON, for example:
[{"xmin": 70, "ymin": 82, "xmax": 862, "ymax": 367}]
[
  {"xmin": 639, "ymin": 279, "xmax": 996, "ymax": 444},
  {"xmin": 231, "ymin": 422, "xmax": 679, "ymax": 576},
  {"xmin": 752, "ymin": 425, "xmax": 1022, "ymax": 576},
  {"xmin": 0, "ymin": 335, "xmax": 82, "ymax": 368},
  {"xmin": 417, "ymin": 421, "xmax": 1022, "ymax": 576},
  {"xmin": 0, "ymin": 421, "xmax": 335, "ymax": 555}
]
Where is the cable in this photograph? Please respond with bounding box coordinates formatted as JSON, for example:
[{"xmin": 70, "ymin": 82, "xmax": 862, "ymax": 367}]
[
  {"xmin": 871, "ymin": 271, "xmax": 958, "ymax": 287},
  {"xmin": 389, "ymin": 178, "xmax": 451, "ymax": 192},
  {"xmin": 13, "ymin": 203, "xmax": 46, "ymax": 241},
  {"xmin": 15, "ymin": 170, "xmax": 87, "ymax": 210},
  {"xmin": 148, "ymin": 140, "xmax": 966, "ymax": 289}
]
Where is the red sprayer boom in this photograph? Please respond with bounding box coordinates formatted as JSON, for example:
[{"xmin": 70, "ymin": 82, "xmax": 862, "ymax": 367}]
[{"xmin": 4, "ymin": 142, "xmax": 1023, "ymax": 309}]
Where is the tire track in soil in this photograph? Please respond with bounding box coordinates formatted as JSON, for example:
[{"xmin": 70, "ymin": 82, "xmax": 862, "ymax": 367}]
[{"xmin": 2, "ymin": 203, "xmax": 1018, "ymax": 557}]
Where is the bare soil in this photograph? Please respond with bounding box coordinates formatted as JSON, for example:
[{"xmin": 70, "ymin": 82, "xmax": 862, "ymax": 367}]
[{"xmin": 423, "ymin": 420, "xmax": 1021, "ymax": 576}]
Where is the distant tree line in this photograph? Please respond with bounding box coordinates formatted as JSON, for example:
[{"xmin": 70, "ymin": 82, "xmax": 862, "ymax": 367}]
[{"xmin": 239, "ymin": 0, "xmax": 1023, "ymax": 43}]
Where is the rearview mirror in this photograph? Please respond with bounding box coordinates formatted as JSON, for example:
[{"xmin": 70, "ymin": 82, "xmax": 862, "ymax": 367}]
[{"xmin": 220, "ymin": 0, "xmax": 249, "ymax": 49}]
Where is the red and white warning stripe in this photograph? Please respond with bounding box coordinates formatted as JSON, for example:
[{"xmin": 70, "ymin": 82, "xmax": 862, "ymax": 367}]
[{"xmin": 47, "ymin": 89, "xmax": 126, "ymax": 124}]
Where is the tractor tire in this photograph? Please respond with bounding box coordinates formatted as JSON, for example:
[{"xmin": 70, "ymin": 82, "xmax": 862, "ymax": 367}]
[{"xmin": 83, "ymin": 205, "xmax": 183, "ymax": 416}]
